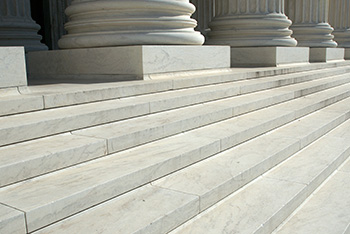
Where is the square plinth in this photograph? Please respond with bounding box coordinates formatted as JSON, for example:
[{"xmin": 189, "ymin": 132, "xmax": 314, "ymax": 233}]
[
  {"xmin": 0, "ymin": 47, "xmax": 27, "ymax": 88},
  {"xmin": 345, "ymin": 49, "xmax": 350, "ymax": 60},
  {"xmin": 230, "ymin": 47, "xmax": 309, "ymax": 67},
  {"xmin": 26, "ymin": 46, "xmax": 230, "ymax": 81},
  {"xmin": 309, "ymin": 48, "xmax": 345, "ymax": 62}
]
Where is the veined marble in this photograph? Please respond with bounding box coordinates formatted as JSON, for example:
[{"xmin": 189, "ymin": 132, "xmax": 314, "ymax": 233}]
[{"xmin": 0, "ymin": 47, "xmax": 27, "ymax": 88}]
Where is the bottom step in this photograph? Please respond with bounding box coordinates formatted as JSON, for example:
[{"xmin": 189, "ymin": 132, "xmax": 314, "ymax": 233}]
[
  {"xmin": 170, "ymin": 120, "xmax": 350, "ymax": 234},
  {"xmin": 274, "ymin": 157, "xmax": 350, "ymax": 234}
]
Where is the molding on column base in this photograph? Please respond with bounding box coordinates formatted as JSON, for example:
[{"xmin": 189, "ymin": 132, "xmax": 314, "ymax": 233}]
[
  {"xmin": 26, "ymin": 46, "xmax": 230, "ymax": 81},
  {"xmin": 230, "ymin": 47, "xmax": 309, "ymax": 67},
  {"xmin": 0, "ymin": 47, "xmax": 27, "ymax": 88},
  {"xmin": 310, "ymin": 48, "xmax": 345, "ymax": 63}
]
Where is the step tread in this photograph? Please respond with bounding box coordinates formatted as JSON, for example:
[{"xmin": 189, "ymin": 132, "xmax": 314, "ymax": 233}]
[
  {"xmin": 0, "ymin": 133, "xmax": 107, "ymax": 187},
  {"xmin": 0, "ymin": 87, "xmax": 349, "ymax": 232},
  {"xmin": 153, "ymin": 102, "xmax": 350, "ymax": 211},
  {"xmin": 170, "ymin": 121, "xmax": 350, "ymax": 234},
  {"xmin": 0, "ymin": 133, "xmax": 219, "ymax": 233},
  {"xmin": 275, "ymin": 160, "xmax": 350, "ymax": 234},
  {"xmin": 33, "ymin": 185, "xmax": 199, "ymax": 234}
]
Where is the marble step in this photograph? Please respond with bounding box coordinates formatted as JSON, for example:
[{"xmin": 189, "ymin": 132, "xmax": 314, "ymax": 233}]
[
  {"xmin": 0, "ymin": 87, "xmax": 349, "ymax": 233},
  {"xmin": 274, "ymin": 157, "xmax": 350, "ymax": 234},
  {"xmin": 1, "ymin": 68, "xmax": 350, "ymax": 148},
  {"xmin": 21, "ymin": 62, "xmax": 350, "ymax": 109},
  {"xmin": 29, "ymin": 96, "xmax": 350, "ymax": 234},
  {"xmin": 169, "ymin": 119, "xmax": 350, "ymax": 234},
  {"xmin": 0, "ymin": 133, "xmax": 107, "ymax": 187},
  {"xmin": 1, "ymin": 77, "xmax": 350, "ymax": 188}
]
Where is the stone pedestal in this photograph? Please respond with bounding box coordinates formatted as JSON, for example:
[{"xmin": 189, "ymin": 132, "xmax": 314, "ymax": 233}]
[
  {"xmin": 0, "ymin": 47, "xmax": 27, "ymax": 88},
  {"xmin": 26, "ymin": 46, "xmax": 230, "ymax": 81},
  {"xmin": 286, "ymin": 0, "xmax": 337, "ymax": 48},
  {"xmin": 0, "ymin": 0, "xmax": 47, "ymax": 51},
  {"xmin": 58, "ymin": 0, "xmax": 204, "ymax": 49},
  {"xmin": 231, "ymin": 47, "xmax": 309, "ymax": 67},
  {"xmin": 309, "ymin": 48, "xmax": 345, "ymax": 62},
  {"xmin": 329, "ymin": 0, "xmax": 350, "ymax": 59}
]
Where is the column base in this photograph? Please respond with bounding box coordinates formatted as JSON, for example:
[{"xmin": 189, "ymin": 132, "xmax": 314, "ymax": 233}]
[
  {"xmin": 345, "ymin": 49, "xmax": 350, "ymax": 60},
  {"xmin": 26, "ymin": 46, "xmax": 230, "ymax": 81},
  {"xmin": 0, "ymin": 47, "xmax": 27, "ymax": 88},
  {"xmin": 309, "ymin": 48, "xmax": 345, "ymax": 62},
  {"xmin": 230, "ymin": 47, "xmax": 309, "ymax": 67}
]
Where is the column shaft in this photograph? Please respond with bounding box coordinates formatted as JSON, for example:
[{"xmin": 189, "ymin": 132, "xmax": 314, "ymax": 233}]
[
  {"xmin": 329, "ymin": 0, "xmax": 350, "ymax": 47},
  {"xmin": 286, "ymin": 0, "xmax": 337, "ymax": 47},
  {"xmin": 207, "ymin": 0, "xmax": 297, "ymax": 47},
  {"xmin": 0, "ymin": 0, "xmax": 47, "ymax": 51},
  {"xmin": 58, "ymin": 0, "xmax": 204, "ymax": 49},
  {"xmin": 190, "ymin": 0, "xmax": 214, "ymax": 39}
]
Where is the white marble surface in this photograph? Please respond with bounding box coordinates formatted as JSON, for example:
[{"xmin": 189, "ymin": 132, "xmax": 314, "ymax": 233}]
[
  {"xmin": 265, "ymin": 136, "xmax": 350, "ymax": 192},
  {"xmin": 0, "ymin": 133, "xmax": 107, "ymax": 186},
  {"xmin": 33, "ymin": 185, "xmax": 199, "ymax": 234},
  {"xmin": 310, "ymin": 48, "xmax": 345, "ymax": 62},
  {"xmin": 154, "ymin": 135, "xmax": 300, "ymax": 211},
  {"xmin": 275, "ymin": 171, "xmax": 350, "ymax": 234},
  {"xmin": 74, "ymin": 102, "xmax": 233, "ymax": 153},
  {"xmin": 230, "ymin": 47, "xmax": 309, "ymax": 67},
  {"xmin": 172, "ymin": 177, "xmax": 306, "ymax": 234},
  {"xmin": 0, "ymin": 47, "xmax": 27, "ymax": 88},
  {"xmin": 0, "ymin": 133, "xmax": 220, "ymax": 232},
  {"xmin": 0, "ymin": 92, "xmax": 43, "ymax": 117},
  {"xmin": 26, "ymin": 46, "xmax": 230, "ymax": 80},
  {"xmin": 0, "ymin": 97, "xmax": 150, "ymax": 147},
  {"xmin": 15, "ymin": 61, "xmax": 350, "ymax": 110},
  {"xmin": 0, "ymin": 204, "xmax": 26, "ymax": 234}
]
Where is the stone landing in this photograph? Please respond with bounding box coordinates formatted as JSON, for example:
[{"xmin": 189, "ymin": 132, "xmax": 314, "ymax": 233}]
[
  {"xmin": 230, "ymin": 47, "xmax": 309, "ymax": 67},
  {"xmin": 26, "ymin": 46, "xmax": 230, "ymax": 81}
]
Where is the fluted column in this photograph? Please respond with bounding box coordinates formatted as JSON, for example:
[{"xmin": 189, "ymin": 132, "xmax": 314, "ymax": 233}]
[
  {"xmin": 58, "ymin": 0, "xmax": 204, "ymax": 49},
  {"xmin": 207, "ymin": 0, "xmax": 297, "ymax": 47},
  {"xmin": 190, "ymin": 0, "xmax": 214, "ymax": 38},
  {"xmin": 0, "ymin": 0, "xmax": 47, "ymax": 51},
  {"xmin": 286, "ymin": 0, "xmax": 337, "ymax": 47},
  {"xmin": 329, "ymin": 0, "xmax": 350, "ymax": 47}
]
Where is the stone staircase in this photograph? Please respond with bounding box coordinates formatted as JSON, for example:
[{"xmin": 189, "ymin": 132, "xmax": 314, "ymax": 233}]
[{"xmin": 1, "ymin": 62, "xmax": 350, "ymax": 234}]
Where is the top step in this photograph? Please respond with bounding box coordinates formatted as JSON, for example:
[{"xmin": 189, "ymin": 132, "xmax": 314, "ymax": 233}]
[{"xmin": 1, "ymin": 61, "xmax": 350, "ymax": 117}]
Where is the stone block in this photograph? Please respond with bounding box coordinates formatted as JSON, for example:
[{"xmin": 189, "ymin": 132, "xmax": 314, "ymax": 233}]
[
  {"xmin": 310, "ymin": 48, "xmax": 345, "ymax": 62},
  {"xmin": 26, "ymin": 45, "xmax": 231, "ymax": 81},
  {"xmin": 0, "ymin": 47, "xmax": 27, "ymax": 88},
  {"xmin": 230, "ymin": 47, "xmax": 309, "ymax": 67},
  {"xmin": 345, "ymin": 48, "xmax": 350, "ymax": 60}
]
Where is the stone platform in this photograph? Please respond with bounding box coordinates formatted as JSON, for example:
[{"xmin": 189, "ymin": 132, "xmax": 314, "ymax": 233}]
[
  {"xmin": 310, "ymin": 48, "xmax": 345, "ymax": 62},
  {"xmin": 26, "ymin": 46, "xmax": 230, "ymax": 81},
  {"xmin": 230, "ymin": 47, "xmax": 309, "ymax": 67}
]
